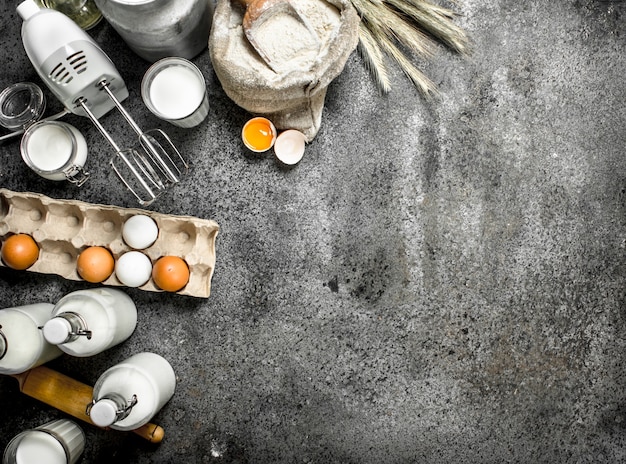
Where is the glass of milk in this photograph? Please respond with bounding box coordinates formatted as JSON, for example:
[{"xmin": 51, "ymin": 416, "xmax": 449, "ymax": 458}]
[
  {"xmin": 2, "ymin": 419, "xmax": 85, "ymax": 464},
  {"xmin": 20, "ymin": 120, "xmax": 89, "ymax": 186},
  {"xmin": 141, "ymin": 57, "xmax": 209, "ymax": 128}
]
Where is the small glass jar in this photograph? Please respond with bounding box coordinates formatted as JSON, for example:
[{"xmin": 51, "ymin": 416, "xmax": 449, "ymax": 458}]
[
  {"xmin": 0, "ymin": 82, "xmax": 45, "ymax": 131},
  {"xmin": 20, "ymin": 120, "xmax": 90, "ymax": 186}
]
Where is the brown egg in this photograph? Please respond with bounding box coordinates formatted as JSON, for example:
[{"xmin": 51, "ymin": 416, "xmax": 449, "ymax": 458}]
[
  {"xmin": 1, "ymin": 234, "xmax": 39, "ymax": 270},
  {"xmin": 77, "ymin": 246, "xmax": 115, "ymax": 283},
  {"xmin": 152, "ymin": 256, "xmax": 190, "ymax": 292}
]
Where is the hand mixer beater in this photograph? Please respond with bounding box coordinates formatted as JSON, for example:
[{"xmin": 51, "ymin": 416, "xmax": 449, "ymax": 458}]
[{"xmin": 16, "ymin": 0, "xmax": 188, "ymax": 206}]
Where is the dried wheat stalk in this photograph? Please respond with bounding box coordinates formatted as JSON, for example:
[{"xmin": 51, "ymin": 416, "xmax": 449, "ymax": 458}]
[{"xmin": 351, "ymin": 0, "xmax": 470, "ymax": 95}]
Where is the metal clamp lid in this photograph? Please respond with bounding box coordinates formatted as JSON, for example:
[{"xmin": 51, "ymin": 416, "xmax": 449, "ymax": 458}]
[
  {"xmin": 64, "ymin": 164, "xmax": 90, "ymax": 186},
  {"xmin": 86, "ymin": 393, "xmax": 138, "ymax": 427},
  {"xmin": 42, "ymin": 311, "xmax": 92, "ymax": 345},
  {"xmin": 0, "ymin": 325, "xmax": 7, "ymax": 360}
]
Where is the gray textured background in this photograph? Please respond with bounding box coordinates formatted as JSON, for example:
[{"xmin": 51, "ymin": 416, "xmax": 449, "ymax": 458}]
[{"xmin": 1, "ymin": 0, "xmax": 626, "ymax": 462}]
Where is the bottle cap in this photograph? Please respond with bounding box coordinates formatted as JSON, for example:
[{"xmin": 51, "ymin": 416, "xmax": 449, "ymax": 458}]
[
  {"xmin": 89, "ymin": 399, "xmax": 119, "ymax": 427},
  {"xmin": 42, "ymin": 317, "xmax": 72, "ymax": 345}
]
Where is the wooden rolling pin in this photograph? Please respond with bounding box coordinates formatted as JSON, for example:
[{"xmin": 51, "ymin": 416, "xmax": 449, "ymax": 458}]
[{"xmin": 10, "ymin": 365, "xmax": 164, "ymax": 443}]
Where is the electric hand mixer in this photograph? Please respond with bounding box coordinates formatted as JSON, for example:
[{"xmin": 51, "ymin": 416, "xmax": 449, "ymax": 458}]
[{"xmin": 16, "ymin": 0, "xmax": 188, "ymax": 206}]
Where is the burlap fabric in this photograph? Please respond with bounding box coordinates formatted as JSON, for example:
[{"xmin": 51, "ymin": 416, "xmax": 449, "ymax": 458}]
[{"xmin": 209, "ymin": 0, "xmax": 360, "ymax": 141}]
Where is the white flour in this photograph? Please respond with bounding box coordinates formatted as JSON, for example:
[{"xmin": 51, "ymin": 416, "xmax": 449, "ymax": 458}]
[{"xmin": 232, "ymin": 0, "xmax": 341, "ymax": 75}]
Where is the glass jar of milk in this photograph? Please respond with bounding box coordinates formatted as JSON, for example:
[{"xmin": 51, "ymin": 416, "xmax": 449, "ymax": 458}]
[
  {"xmin": 20, "ymin": 120, "xmax": 89, "ymax": 186},
  {"xmin": 2, "ymin": 419, "xmax": 85, "ymax": 464}
]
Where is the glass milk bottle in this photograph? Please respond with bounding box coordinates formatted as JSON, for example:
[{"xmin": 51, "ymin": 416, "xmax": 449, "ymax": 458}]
[
  {"xmin": 0, "ymin": 303, "xmax": 63, "ymax": 375},
  {"xmin": 93, "ymin": 0, "xmax": 213, "ymax": 62},
  {"xmin": 87, "ymin": 352, "xmax": 176, "ymax": 431},
  {"xmin": 42, "ymin": 288, "xmax": 137, "ymax": 357}
]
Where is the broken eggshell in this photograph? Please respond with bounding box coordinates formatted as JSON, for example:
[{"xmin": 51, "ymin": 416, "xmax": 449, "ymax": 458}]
[{"xmin": 274, "ymin": 129, "xmax": 306, "ymax": 165}]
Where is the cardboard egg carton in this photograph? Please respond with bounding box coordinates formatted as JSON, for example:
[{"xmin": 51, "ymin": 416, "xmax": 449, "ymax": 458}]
[{"xmin": 0, "ymin": 188, "xmax": 219, "ymax": 298}]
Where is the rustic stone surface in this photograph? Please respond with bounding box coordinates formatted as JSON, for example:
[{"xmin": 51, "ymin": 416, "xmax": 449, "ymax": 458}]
[{"xmin": 1, "ymin": 0, "xmax": 626, "ymax": 462}]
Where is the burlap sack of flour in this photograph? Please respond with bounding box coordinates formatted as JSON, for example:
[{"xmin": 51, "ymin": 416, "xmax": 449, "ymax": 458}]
[{"xmin": 209, "ymin": 0, "xmax": 360, "ymax": 141}]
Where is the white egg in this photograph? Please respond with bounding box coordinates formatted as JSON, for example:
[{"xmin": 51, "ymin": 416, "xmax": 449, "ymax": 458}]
[
  {"xmin": 115, "ymin": 251, "xmax": 152, "ymax": 287},
  {"xmin": 122, "ymin": 214, "xmax": 159, "ymax": 250}
]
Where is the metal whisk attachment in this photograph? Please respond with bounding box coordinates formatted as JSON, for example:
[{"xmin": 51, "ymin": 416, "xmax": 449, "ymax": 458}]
[{"xmin": 76, "ymin": 79, "xmax": 188, "ymax": 206}]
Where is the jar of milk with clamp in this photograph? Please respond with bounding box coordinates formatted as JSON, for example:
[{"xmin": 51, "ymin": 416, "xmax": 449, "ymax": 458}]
[
  {"xmin": 87, "ymin": 352, "xmax": 176, "ymax": 431},
  {"xmin": 41, "ymin": 288, "xmax": 137, "ymax": 357},
  {"xmin": 0, "ymin": 303, "xmax": 63, "ymax": 375},
  {"xmin": 20, "ymin": 121, "xmax": 90, "ymax": 186}
]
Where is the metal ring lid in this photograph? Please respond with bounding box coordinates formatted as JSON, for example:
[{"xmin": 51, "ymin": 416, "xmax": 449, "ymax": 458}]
[{"xmin": 0, "ymin": 82, "xmax": 45, "ymax": 130}]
